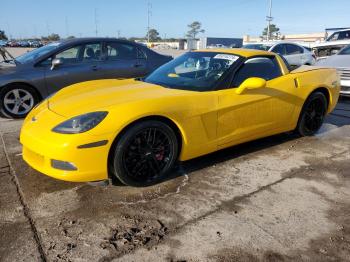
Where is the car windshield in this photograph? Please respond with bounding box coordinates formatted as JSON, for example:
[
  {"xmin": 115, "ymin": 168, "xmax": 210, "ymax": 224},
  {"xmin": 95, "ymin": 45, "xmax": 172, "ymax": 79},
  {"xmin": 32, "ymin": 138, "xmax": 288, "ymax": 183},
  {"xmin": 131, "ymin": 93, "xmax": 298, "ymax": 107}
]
[
  {"xmin": 338, "ymin": 45, "xmax": 350, "ymax": 55},
  {"xmin": 144, "ymin": 52, "xmax": 241, "ymax": 91},
  {"xmin": 243, "ymin": 44, "xmax": 271, "ymax": 51},
  {"xmin": 15, "ymin": 42, "xmax": 60, "ymax": 64}
]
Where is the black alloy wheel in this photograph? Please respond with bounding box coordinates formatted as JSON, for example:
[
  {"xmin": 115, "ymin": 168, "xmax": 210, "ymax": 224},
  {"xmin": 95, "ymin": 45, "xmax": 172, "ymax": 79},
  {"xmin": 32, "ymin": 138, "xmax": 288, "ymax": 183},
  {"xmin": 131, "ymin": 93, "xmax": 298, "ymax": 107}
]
[
  {"xmin": 296, "ymin": 92, "xmax": 327, "ymax": 136},
  {"xmin": 111, "ymin": 120, "xmax": 179, "ymax": 187}
]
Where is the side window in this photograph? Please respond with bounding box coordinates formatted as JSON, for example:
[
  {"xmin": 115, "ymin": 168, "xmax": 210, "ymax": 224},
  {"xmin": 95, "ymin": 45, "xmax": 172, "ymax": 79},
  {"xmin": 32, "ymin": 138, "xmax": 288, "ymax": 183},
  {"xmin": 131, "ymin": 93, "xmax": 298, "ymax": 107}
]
[
  {"xmin": 271, "ymin": 44, "xmax": 286, "ymax": 55},
  {"xmin": 338, "ymin": 31, "xmax": 350, "ymax": 40},
  {"xmin": 105, "ymin": 42, "xmax": 137, "ymax": 60},
  {"xmin": 286, "ymin": 44, "xmax": 303, "ymax": 55},
  {"xmin": 82, "ymin": 43, "xmax": 102, "ymax": 61},
  {"xmin": 329, "ymin": 33, "xmax": 339, "ymax": 41},
  {"xmin": 137, "ymin": 48, "xmax": 147, "ymax": 59},
  {"xmin": 55, "ymin": 46, "xmax": 80, "ymax": 64},
  {"xmin": 232, "ymin": 56, "xmax": 282, "ymax": 87}
]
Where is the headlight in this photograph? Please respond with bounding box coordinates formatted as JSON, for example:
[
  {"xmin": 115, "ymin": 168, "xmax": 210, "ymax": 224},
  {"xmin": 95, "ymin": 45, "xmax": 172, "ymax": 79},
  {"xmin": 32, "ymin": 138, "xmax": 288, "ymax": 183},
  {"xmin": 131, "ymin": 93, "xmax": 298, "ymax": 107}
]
[{"xmin": 52, "ymin": 111, "xmax": 108, "ymax": 134}]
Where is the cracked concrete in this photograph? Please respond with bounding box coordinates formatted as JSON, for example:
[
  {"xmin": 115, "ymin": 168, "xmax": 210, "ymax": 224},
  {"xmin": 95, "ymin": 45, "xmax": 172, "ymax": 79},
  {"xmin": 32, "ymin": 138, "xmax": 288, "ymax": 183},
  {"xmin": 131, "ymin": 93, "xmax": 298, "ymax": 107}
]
[{"xmin": 0, "ymin": 98, "xmax": 349, "ymax": 262}]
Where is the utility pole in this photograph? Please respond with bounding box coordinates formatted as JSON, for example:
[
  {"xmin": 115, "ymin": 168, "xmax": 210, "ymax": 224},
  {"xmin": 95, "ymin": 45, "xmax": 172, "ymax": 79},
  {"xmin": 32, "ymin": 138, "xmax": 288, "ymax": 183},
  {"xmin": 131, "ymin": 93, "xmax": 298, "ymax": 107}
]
[
  {"xmin": 6, "ymin": 22, "xmax": 12, "ymax": 39},
  {"xmin": 117, "ymin": 30, "xmax": 121, "ymax": 39},
  {"xmin": 46, "ymin": 20, "xmax": 50, "ymax": 37},
  {"xmin": 147, "ymin": 1, "xmax": 152, "ymax": 43},
  {"xmin": 65, "ymin": 16, "xmax": 69, "ymax": 38},
  {"xmin": 94, "ymin": 8, "xmax": 99, "ymax": 36},
  {"xmin": 33, "ymin": 24, "xmax": 37, "ymax": 39},
  {"xmin": 266, "ymin": 0, "xmax": 273, "ymax": 41}
]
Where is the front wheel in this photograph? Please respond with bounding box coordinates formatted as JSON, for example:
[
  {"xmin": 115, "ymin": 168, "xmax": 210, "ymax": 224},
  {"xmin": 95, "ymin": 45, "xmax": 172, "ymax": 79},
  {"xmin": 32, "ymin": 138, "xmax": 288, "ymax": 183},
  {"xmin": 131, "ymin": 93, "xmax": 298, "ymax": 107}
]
[
  {"xmin": 296, "ymin": 92, "xmax": 327, "ymax": 136},
  {"xmin": 111, "ymin": 120, "xmax": 179, "ymax": 187},
  {"xmin": 0, "ymin": 84, "xmax": 39, "ymax": 118}
]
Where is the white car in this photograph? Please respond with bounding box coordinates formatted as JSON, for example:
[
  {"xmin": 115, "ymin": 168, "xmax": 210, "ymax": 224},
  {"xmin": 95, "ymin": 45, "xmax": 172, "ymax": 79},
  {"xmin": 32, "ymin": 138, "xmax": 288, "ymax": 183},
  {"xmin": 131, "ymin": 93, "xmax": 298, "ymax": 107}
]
[
  {"xmin": 243, "ymin": 42, "xmax": 316, "ymax": 67},
  {"xmin": 313, "ymin": 29, "xmax": 350, "ymax": 58},
  {"xmin": 316, "ymin": 44, "xmax": 350, "ymax": 97}
]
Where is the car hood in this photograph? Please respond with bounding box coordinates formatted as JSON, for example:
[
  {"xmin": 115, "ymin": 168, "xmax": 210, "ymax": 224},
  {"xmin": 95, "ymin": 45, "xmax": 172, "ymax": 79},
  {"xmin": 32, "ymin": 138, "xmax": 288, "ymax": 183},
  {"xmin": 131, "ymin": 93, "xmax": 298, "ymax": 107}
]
[
  {"xmin": 48, "ymin": 79, "xmax": 189, "ymax": 117},
  {"xmin": 315, "ymin": 55, "xmax": 350, "ymax": 68}
]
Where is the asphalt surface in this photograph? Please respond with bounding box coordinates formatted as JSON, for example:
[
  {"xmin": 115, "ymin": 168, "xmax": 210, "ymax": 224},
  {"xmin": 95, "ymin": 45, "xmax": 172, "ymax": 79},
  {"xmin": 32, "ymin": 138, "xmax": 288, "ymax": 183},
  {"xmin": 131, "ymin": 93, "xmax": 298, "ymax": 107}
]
[{"xmin": 0, "ymin": 96, "xmax": 349, "ymax": 262}]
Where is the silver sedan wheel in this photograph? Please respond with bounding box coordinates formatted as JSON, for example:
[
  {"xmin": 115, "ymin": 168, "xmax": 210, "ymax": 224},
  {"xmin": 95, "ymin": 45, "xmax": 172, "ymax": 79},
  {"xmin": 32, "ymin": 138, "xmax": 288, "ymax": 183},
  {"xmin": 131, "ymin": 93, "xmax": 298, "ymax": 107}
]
[{"xmin": 3, "ymin": 89, "xmax": 34, "ymax": 115}]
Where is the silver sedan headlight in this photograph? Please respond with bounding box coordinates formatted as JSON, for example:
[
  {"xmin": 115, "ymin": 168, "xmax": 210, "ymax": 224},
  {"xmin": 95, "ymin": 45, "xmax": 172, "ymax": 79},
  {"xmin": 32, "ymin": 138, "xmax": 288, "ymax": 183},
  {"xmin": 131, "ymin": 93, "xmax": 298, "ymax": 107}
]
[{"xmin": 52, "ymin": 111, "xmax": 108, "ymax": 134}]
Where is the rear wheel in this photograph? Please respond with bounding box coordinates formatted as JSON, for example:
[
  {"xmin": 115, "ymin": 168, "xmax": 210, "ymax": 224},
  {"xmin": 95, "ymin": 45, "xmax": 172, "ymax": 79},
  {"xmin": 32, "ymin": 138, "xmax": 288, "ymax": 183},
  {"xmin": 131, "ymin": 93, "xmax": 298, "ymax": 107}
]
[
  {"xmin": 0, "ymin": 84, "xmax": 39, "ymax": 118},
  {"xmin": 296, "ymin": 92, "xmax": 327, "ymax": 136},
  {"xmin": 111, "ymin": 120, "xmax": 179, "ymax": 187}
]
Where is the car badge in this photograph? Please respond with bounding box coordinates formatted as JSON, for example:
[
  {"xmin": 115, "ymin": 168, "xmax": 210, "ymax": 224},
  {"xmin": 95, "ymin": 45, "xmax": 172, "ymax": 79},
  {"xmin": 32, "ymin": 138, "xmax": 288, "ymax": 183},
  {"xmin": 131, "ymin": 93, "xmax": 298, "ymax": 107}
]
[{"xmin": 31, "ymin": 116, "xmax": 37, "ymax": 122}]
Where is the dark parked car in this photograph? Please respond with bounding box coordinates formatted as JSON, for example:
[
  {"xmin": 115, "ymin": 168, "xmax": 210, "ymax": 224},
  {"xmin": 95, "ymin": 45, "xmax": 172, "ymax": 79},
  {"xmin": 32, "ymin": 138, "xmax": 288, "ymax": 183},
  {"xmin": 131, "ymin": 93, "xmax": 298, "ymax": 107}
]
[{"xmin": 0, "ymin": 38, "xmax": 172, "ymax": 118}]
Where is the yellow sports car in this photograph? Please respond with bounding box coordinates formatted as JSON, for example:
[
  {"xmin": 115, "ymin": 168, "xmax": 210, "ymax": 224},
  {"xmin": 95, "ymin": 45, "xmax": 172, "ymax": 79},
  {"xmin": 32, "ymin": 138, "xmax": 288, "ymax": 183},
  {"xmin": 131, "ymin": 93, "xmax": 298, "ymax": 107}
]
[{"xmin": 20, "ymin": 49, "xmax": 340, "ymax": 186}]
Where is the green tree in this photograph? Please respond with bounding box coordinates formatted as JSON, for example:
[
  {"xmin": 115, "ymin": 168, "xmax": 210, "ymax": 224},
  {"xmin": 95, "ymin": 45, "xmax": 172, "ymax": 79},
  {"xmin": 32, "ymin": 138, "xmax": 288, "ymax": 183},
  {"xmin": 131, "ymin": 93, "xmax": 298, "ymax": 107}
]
[
  {"xmin": 42, "ymin": 33, "xmax": 60, "ymax": 41},
  {"xmin": 0, "ymin": 30, "xmax": 8, "ymax": 40},
  {"xmin": 146, "ymin": 29, "xmax": 161, "ymax": 42},
  {"xmin": 186, "ymin": 21, "xmax": 205, "ymax": 39},
  {"xmin": 262, "ymin": 24, "xmax": 280, "ymax": 40}
]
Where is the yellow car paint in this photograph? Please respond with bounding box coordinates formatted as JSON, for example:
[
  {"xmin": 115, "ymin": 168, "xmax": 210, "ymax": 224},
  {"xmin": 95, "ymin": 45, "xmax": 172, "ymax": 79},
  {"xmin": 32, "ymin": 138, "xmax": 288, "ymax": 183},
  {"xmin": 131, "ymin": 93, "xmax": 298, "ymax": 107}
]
[{"xmin": 20, "ymin": 49, "xmax": 340, "ymax": 182}]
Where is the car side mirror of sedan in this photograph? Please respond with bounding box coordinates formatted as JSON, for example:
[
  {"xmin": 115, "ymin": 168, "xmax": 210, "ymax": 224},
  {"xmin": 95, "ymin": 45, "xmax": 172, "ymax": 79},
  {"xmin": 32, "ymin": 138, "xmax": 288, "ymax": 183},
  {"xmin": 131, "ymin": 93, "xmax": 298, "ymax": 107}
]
[
  {"xmin": 51, "ymin": 58, "xmax": 63, "ymax": 70},
  {"xmin": 235, "ymin": 77, "xmax": 266, "ymax": 95}
]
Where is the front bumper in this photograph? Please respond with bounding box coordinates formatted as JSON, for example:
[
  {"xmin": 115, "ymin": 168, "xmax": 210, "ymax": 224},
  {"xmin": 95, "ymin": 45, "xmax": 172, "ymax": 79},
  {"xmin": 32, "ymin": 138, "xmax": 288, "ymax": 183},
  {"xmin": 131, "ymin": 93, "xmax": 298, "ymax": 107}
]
[{"xmin": 20, "ymin": 108, "xmax": 115, "ymax": 182}]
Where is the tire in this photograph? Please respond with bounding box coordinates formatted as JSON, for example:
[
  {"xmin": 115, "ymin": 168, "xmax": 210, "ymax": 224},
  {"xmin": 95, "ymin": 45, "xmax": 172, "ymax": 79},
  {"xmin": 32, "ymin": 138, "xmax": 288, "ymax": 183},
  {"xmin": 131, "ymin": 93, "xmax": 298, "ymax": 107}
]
[
  {"xmin": 111, "ymin": 120, "xmax": 179, "ymax": 187},
  {"xmin": 296, "ymin": 92, "xmax": 327, "ymax": 136},
  {"xmin": 0, "ymin": 84, "xmax": 40, "ymax": 118}
]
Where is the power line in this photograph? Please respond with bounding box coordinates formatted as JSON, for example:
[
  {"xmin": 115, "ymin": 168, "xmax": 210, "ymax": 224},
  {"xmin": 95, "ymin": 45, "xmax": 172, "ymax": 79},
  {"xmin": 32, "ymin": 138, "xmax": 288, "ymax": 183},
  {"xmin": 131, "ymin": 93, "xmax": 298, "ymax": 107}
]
[{"xmin": 65, "ymin": 16, "xmax": 69, "ymax": 38}]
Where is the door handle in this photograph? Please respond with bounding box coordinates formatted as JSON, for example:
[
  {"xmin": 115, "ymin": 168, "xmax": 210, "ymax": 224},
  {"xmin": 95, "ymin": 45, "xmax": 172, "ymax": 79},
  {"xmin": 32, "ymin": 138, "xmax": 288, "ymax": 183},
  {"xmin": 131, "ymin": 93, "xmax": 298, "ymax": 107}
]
[
  {"xmin": 91, "ymin": 65, "xmax": 99, "ymax": 71},
  {"xmin": 133, "ymin": 63, "xmax": 143, "ymax": 68}
]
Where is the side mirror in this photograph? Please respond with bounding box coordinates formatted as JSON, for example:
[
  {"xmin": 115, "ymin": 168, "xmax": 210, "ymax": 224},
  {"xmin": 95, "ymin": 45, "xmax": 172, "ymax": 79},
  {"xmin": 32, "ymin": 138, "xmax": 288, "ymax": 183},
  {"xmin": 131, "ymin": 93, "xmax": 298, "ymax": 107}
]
[
  {"xmin": 51, "ymin": 58, "xmax": 63, "ymax": 70},
  {"xmin": 235, "ymin": 77, "xmax": 266, "ymax": 95}
]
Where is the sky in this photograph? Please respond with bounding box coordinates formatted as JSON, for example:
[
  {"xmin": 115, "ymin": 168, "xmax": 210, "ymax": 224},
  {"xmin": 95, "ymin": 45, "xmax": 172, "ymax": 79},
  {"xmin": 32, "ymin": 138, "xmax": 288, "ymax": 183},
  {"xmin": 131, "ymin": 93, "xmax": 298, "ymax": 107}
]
[{"xmin": 1, "ymin": 0, "xmax": 350, "ymax": 39}]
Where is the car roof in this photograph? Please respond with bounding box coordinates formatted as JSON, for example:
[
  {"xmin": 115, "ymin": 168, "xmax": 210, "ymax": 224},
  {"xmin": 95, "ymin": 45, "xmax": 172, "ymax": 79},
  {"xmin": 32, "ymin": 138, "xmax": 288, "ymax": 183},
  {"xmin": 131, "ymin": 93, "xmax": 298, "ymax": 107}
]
[
  {"xmin": 58, "ymin": 37, "xmax": 138, "ymax": 45},
  {"xmin": 330, "ymin": 29, "xmax": 350, "ymax": 33},
  {"xmin": 195, "ymin": 48, "xmax": 275, "ymax": 58}
]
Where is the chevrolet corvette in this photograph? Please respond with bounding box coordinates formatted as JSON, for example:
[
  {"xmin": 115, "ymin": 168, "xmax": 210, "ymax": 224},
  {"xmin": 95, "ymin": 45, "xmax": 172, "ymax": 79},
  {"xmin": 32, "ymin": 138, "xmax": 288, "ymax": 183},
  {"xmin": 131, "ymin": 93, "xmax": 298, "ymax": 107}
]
[{"xmin": 20, "ymin": 49, "xmax": 340, "ymax": 186}]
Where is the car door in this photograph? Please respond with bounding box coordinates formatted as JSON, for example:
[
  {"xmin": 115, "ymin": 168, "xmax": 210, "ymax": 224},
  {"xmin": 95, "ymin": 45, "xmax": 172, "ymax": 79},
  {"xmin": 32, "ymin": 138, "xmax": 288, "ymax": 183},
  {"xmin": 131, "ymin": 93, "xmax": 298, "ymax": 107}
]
[
  {"xmin": 285, "ymin": 44, "xmax": 304, "ymax": 66},
  {"xmin": 43, "ymin": 42, "xmax": 104, "ymax": 94},
  {"xmin": 216, "ymin": 56, "xmax": 297, "ymax": 147},
  {"xmin": 98, "ymin": 41, "xmax": 147, "ymax": 79}
]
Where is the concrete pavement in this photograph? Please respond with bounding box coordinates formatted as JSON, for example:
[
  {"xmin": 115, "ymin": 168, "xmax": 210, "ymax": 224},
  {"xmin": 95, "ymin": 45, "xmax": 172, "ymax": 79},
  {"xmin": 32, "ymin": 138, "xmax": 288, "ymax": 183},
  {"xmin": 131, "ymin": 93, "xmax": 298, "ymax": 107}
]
[{"xmin": 0, "ymin": 98, "xmax": 349, "ymax": 261}]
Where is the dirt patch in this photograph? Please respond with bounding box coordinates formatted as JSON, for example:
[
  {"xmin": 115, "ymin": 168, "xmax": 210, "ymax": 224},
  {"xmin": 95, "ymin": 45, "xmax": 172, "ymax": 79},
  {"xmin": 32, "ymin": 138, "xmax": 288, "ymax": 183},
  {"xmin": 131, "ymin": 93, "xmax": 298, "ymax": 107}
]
[{"xmin": 99, "ymin": 216, "xmax": 168, "ymax": 261}]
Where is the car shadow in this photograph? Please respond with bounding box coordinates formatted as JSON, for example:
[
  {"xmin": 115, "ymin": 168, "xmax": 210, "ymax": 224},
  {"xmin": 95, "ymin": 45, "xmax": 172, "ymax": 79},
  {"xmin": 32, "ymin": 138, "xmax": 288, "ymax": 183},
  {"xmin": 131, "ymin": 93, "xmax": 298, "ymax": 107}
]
[{"xmin": 147, "ymin": 132, "xmax": 300, "ymax": 187}]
